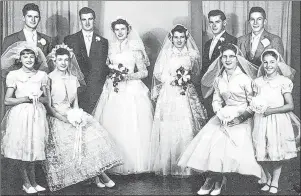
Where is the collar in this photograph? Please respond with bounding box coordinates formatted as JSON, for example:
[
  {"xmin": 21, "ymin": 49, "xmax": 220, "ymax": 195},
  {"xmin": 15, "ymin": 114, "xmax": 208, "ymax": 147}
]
[
  {"xmin": 222, "ymin": 65, "xmax": 244, "ymax": 81},
  {"xmin": 213, "ymin": 30, "xmax": 225, "ymax": 40},
  {"xmin": 82, "ymin": 30, "xmax": 93, "ymax": 38},
  {"xmin": 23, "ymin": 28, "xmax": 37, "ymax": 36},
  {"xmin": 251, "ymin": 29, "xmax": 264, "ymax": 39},
  {"xmin": 172, "ymin": 46, "xmax": 188, "ymax": 55}
]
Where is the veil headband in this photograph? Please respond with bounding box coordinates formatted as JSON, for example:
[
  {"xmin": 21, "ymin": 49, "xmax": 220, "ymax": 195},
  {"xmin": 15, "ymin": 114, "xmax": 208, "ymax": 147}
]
[
  {"xmin": 201, "ymin": 43, "xmax": 258, "ymax": 98},
  {"xmin": 258, "ymin": 49, "xmax": 296, "ymax": 80},
  {"xmin": 46, "ymin": 43, "xmax": 86, "ymax": 86},
  {"xmin": 1, "ymin": 41, "xmax": 48, "ymax": 77}
]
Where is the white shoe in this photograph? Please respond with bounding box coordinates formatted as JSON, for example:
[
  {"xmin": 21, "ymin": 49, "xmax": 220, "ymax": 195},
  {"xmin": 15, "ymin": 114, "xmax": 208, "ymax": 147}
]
[
  {"xmin": 22, "ymin": 185, "xmax": 38, "ymax": 194},
  {"xmin": 104, "ymin": 180, "xmax": 115, "ymax": 188},
  {"xmin": 197, "ymin": 183, "xmax": 214, "ymax": 195},
  {"xmin": 210, "ymin": 177, "xmax": 227, "ymax": 195},
  {"xmin": 96, "ymin": 182, "xmax": 106, "ymax": 188},
  {"xmin": 34, "ymin": 185, "xmax": 46, "ymax": 192}
]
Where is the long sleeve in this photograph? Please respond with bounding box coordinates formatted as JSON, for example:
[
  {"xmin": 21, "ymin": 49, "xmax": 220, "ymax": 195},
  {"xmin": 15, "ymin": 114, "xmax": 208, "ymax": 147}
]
[
  {"xmin": 212, "ymin": 78, "xmax": 224, "ymax": 113},
  {"xmin": 242, "ymin": 76, "xmax": 254, "ymax": 113},
  {"xmin": 127, "ymin": 50, "xmax": 148, "ymax": 80}
]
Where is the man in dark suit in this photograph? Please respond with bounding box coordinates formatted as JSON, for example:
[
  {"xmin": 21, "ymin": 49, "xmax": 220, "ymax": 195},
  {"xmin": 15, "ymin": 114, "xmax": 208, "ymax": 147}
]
[
  {"xmin": 64, "ymin": 7, "xmax": 109, "ymax": 114},
  {"xmin": 237, "ymin": 6, "xmax": 284, "ymax": 68},
  {"xmin": 2, "ymin": 3, "xmax": 52, "ymax": 56},
  {"xmin": 202, "ymin": 9, "xmax": 237, "ymax": 118}
]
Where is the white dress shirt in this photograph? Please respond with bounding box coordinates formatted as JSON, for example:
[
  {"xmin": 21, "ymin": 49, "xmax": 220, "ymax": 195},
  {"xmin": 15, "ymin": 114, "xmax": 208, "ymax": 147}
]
[
  {"xmin": 82, "ymin": 30, "xmax": 93, "ymax": 57},
  {"xmin": 23, "ymin": 28, "xmax": 37, "ymax": 46},
  {"xmin": 209, "ymin": 30, "xmax": 225, "ymax": 60},
  {"xmin": 250, "ymin": 29, "xmax": 264, "ymax": 57}
]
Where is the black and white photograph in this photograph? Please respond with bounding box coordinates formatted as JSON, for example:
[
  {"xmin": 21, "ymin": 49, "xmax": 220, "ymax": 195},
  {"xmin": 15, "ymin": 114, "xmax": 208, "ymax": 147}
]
[{"xmin": 0, "ymin": 1, "xmax": 300, "ymax": 195}]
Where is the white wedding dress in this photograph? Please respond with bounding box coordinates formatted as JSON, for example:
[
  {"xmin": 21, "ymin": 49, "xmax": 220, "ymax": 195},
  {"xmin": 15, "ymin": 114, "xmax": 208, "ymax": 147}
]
[{"xmin": 93, "ymin": 39, "xmax": 154, "ymax": 175}]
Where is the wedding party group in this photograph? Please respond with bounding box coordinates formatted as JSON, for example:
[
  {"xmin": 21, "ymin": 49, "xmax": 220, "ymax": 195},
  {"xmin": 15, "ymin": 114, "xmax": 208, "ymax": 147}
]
[{"xmin": 1, "ymin": 3, "xmax": 300, "ymax": 195}]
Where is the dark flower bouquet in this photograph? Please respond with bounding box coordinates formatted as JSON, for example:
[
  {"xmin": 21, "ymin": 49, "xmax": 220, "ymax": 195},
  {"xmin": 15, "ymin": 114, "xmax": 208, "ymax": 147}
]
[
  {"xmin": 108, "ymin": 63, "xmax": 129, "ymax": 93},
  {"xmin": 171, "ymin": 66, "xmax": 192, "ymax": 95}
]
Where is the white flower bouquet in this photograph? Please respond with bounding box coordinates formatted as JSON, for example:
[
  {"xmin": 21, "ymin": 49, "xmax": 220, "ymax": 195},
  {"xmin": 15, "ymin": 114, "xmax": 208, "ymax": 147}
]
[
  {"xmin": 216, "ymin": 106, "xmax": 239, "ymax": 125},
  {"xmin": 250, "ymin": 96, "xmax": 268, "ymax": 114}
]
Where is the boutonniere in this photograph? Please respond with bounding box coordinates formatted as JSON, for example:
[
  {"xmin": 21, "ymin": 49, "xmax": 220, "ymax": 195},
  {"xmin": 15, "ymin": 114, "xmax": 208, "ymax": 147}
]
[
  {"xmin": 261, "ymin": 38, "xmax": 270, "ymax": 48},
  {"xmin": 96, "ymin": 36, "xmax": 101, "ymax": 42},
  {"xmin": 38, "ymin": 38, "xmax": 47, "ymax": 46},
  {"xmin": 219, "ymin": 37, "xmax": 225, "ymax": 42}
]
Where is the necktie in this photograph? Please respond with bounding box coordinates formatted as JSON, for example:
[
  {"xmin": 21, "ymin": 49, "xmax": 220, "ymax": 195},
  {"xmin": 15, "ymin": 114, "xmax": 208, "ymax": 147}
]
[
  {"xmin": 86, "ymin": 34, "xmax": 92, "ymax": 41},
  {"xmin": 32, "ymin": 32, "xmax": 36, "ymax": 43}
]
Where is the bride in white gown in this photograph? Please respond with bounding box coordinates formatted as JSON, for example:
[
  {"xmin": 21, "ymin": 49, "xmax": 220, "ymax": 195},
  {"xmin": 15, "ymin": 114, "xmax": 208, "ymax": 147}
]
[{"xmin": 93, "ymin": 18, "xmax": 154, "ymax": 175}]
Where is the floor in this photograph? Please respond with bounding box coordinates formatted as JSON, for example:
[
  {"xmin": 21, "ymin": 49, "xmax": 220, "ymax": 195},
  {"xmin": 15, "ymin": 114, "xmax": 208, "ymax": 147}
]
[{"xmin": 1, "ymin": 153, "xmax": 300, "ymax": 195}]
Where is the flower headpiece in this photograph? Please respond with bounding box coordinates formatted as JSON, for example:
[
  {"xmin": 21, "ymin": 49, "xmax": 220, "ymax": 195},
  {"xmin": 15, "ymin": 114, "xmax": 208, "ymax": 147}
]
[{"xmin": 48, "ymin": 43, "xmax": 74, "ymax": 61}]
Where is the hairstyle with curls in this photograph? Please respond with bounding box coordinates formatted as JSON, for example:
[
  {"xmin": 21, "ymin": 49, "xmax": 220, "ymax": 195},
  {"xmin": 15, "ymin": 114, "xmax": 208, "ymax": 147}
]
[
  {"xmin": 111, "ymin": 18, "xmax": 131, "ymax": 31},
  {"xmin": 219, "ymin": 43, "xmax": 238, "ymax": 55},
  {"xmin": 262, "ymin": 50, "xmax": 278, "ymax": 61},
  {"xmin": 249, "ymin": 7, "xmax": 266, "ymax": 20},
  {"xmin": 15, "ymin": 49, "xmax": 39, "ymax": 70},
  {"xmin": 22, "ymin": 3, "xmax": 40, "ymax": 17},
  {"xmin": 79, "ymin": 7, "xmax": 96, "ymax": 19},
  {"xmin": 55, "ymin": 48, "xmax": 71, "ymax": 58},
  {"xmin": 208, "ymin": 9, "xmax": 226, "ymax": 21},
  {"xmin": 170, "ymin": 24, "xmax": 188, "ymax": 40}
]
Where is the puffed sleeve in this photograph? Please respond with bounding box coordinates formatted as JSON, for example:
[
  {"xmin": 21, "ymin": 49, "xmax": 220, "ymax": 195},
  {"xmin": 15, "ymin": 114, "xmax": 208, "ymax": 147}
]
[
  {"xmin": 128, "ymin": 50, "xmax": 148, "ymax": 80},
  {"xmin": 212, "ymin": 78, "xmax": 224, "ymax": 113},
  {"xmin": 6, "ymin": 71, "xmax": 16, "ymax": 89},
  {"xmin": 281, "ymin": 77, "xmax": 293, "ymax": 94}
]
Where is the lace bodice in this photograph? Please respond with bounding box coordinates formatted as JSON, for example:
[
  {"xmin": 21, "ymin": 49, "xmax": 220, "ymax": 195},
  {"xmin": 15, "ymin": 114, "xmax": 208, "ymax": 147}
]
[
  {"xmin": 108, "ymin": 39, "xmax": 148, "ymax": 79},
  {"xmin": 6, "ymin": 69, "xmax": 48, "ymax": 98}
]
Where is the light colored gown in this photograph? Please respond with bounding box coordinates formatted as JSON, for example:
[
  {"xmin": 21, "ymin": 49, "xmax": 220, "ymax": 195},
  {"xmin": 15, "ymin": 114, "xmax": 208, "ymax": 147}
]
[
  {"xmin": 252, "ymin": 75, "xmax": 298, "ymax": 161},
  {"xmin": 178, "ymin": 67, "xmax": 261, "ymax": 178},
  {"xmin": 93, "ymin": 39, "xmax": 154, "ymax": 175},
  {"xmin": 150, "ymin": 47, "xmax": 208, "ymax": 176},
  {"xmin": 1, "ymin": 69, "xmax": 49, "ymax": 161},
  {"xmin": 43, "ymin": 72, "xmax": 122, "ymax": 192}
]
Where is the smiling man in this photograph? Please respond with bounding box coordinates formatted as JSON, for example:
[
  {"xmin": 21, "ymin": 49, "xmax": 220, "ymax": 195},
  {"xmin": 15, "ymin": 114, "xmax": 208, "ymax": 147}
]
[
  {"xmin": 64, "ymin": 7, "xmax": 109, "ymax": 114},
  {"xmin": 237, "ymin": 6, "xmax": 284, "ymax": 68},
  {"xmin": 2, "ymin": 3, "xmax": 53, "ymax": 56},
  {"xmin": 202, "ymin": 9, "xmax": 237, "ymax": 118}
]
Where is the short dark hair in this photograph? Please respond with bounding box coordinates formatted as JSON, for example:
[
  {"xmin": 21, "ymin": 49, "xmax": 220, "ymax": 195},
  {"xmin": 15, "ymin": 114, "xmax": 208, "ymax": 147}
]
[
  {"xmin": 111, "ymin": 18, "xmax": 130, "ymax": 31},
  {"xmin": 79, "ymin": 7, "xmax": 96, "ymax": 19},
  {"xmin": 208, "ymin": 10, "xmax": 226, "ymax": 21},
  {"xmin": 262, "ymin": 50, "xmax": 278, "ymax": 61},
  {"xmin": 249, "ymin": 7, "xmax": 266, "ymax": 20},
  {"xmin": 171, "ymin": 24, "xmax": 188, "ymax": 40},
  {"xmin": 55, "ymin": 48, "xmax": 71, "ymax": 58},
  {"xmin": 220, "ymin": 43, "xmax": 238, "ymax": 55},
  {"xmin": 15, "ymin": 49, "xmax": 39, "ymax": 69},
  {"xmin": 22, "ymin": 3, "xmax": 40, "ymax": 17}
]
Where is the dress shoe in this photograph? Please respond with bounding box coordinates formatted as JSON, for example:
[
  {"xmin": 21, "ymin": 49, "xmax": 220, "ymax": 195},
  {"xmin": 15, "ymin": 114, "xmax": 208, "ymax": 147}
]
[
  {"xmin": 197, "ymin": 183, "xmax": 214, "ymax": 195},
  {"xmin": 210, "ymin": 176, "xmax": 227, "ymax": 195},
  {"xmin": 96, "ymin": 182, "xmax": 106, "ymax": 188},
  {"xmin": 104, "ymin": 180, "xmax": 115, "ymax": 188},
  {"xmin": 269, "ymin": 185, "xmax": 278, "ymax": 194},
  {"xmin": 22, "ymin": 185, "xmax": 37, "ymax": 194},
  {"xmin": 34, "ymin": 185, "xmax": 46, "ymax": 192}
]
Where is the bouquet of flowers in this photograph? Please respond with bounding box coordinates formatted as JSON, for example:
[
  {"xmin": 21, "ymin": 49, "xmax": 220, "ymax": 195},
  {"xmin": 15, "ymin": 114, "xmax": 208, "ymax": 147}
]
[
  {"xmin": 108, "ymin": 63, "xmax": 129, "ymax": 93},
  {"xmin": 250, "ymin": 96, "xmax": 268, "ymax": 114},
  {"xmin": 171, "ymin": 66, "xmax": 192, "ymax": 95},
  {"xmin": 216, "ymin": 106, "xmax": 239, "ymax": 125}
]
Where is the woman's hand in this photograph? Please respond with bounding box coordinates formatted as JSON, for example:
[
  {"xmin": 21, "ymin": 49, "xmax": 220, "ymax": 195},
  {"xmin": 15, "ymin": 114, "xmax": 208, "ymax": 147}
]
[
  {"xmin": 39, "ymin": 97, "xmax": 49, "ymax": 104},
  {"xmin": 227, "ymin": 117, "xmax": 241, "ymax": 127},
  {"xmin": 263, "ymin": 107, "xmax": 273, "ymax": 117},
  {"xmin": 24, "ymin": 96, "xmax": 32, "ymax": 103}
]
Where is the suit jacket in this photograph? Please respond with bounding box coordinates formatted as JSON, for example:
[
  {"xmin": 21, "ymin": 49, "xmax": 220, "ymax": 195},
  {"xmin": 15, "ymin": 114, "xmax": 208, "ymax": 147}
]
[
  {"xmin": 237, "ymin": 30, "xmax": 284, "ymax": 68},
  {"xmin": 64, "ymin": 30, "xmax": 109, "ymax": 113},
  {"xmin": 2, "ymin": 30, "xmax": 53, "ymax": 56},
  {"xmin": 202, "ymin": 31, "xmax": 237, "ymax": 76}
]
